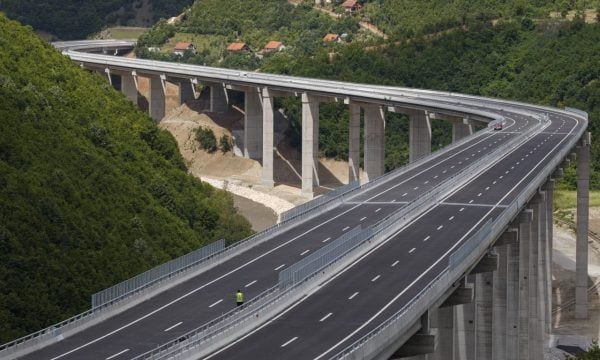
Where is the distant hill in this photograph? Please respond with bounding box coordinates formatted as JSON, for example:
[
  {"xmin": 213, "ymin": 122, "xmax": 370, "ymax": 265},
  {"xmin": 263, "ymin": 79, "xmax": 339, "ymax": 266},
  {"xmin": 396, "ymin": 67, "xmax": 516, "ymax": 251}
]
[
  {"xmin": 0, "ymin": 0, "xmax": 194, "ymax": 40},
  {"xmin": 0, "ymin": 14, "xmax": 251, "ymax": 343}
]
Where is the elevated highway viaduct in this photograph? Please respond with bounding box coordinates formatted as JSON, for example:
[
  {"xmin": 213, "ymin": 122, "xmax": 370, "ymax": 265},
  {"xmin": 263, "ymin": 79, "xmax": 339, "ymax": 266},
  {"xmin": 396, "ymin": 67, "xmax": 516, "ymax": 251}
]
[{"xmin": 0, "ymin": 40, "xmax": 591, "ymax": 360}]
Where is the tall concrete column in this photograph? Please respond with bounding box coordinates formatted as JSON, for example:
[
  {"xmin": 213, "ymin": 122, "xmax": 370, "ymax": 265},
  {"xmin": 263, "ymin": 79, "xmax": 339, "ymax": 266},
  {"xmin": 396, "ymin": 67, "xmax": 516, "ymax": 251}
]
[
  {"xmin": 179, "ymin": 79, "xmax": 196, "ymax": 105},
  {"xmin": 148, "ymin": 75, "xmax": 166, "ymax": 121},
  {"xmin": 518, "ymin": 209, "xmax": 533, "ymax": 360},
  {"xmin": 121, "ymin": 73, "xmax": 138, "ymax": 104},
  {"xmin": 544, "ymin": 179, "xmax": 554, "ymax": 333},
  {"xmin": 537, "ymin": 192, "xmax": 548, "ymax": 355},
  {"xmin": 528, "ymin": 194, "xmax": 544, "ymax": 360},
  {"xmin": 261, "ymin": 88, "xmax": 275, "ymax": 187},
  {"xmin": 576, "ymin": 133, "xmax": 591, "ymax": 319},
  {"xmin": 493, "ymin": 245, "xmax": 508, "ymax": 360},
  {"xmin": 209, "ymin": 83, "xmax": 229, "ymax": 113},
  {"xmin": 429, "ymin": 306, "xmax": 453, "ymax": 360},
  {"xmin": 506, "ymin": 239, "xmax": 520, "ymax": 360},
  {"xmin": 408, "ymin": 110, "xmax": 431, "ymax": 162},
  {"xmin": 363, "ymin": 105, "xmax": 385, "ymax": 182},
  {"xmin": 452, "ymin": 119, "xmax": 473, "ymax": 142},
  {"xmin": 302, "ymin": 93, "xmax": 320, "ymax": 198},
  {"xmin": 455, "ymin": 279, "xmax": 475, "ymax": 360},
  {"xmin": 475, "ymin": 272, "xmax": 493, "ymax": 359},
  {"xmin": 244, "ymin": 88, "xmax": 263, "ymax": 159},
  {"xmin": 348, "ymin": 103, "xmax": 361, "ymax": 183}
]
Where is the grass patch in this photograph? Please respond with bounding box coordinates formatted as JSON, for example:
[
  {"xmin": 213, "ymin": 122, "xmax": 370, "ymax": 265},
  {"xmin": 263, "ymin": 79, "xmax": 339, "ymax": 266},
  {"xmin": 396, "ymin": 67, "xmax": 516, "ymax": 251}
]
[
  {"xmin": 105, "ymin": 27, "xmax": 148, "ymax": 40},
  {"xmin": 163, "ymin": 32, "xmax": 229, "ymax": 58},
  {"xmin": 553, "ymin": 190, "xmax": 600, "ymax": 210}
]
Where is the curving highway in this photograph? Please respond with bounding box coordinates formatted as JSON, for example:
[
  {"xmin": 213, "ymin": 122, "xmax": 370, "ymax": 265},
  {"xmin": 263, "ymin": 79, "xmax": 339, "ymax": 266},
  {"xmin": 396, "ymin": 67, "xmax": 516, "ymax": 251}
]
[{"xmin": 1, "ymin": 40, "xmax": 587, "ymax": 360}]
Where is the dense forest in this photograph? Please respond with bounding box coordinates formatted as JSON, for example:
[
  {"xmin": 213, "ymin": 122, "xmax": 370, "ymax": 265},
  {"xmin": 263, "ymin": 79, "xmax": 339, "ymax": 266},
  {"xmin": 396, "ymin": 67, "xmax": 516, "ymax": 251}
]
[
  {"xmin": 136, "ymin": 0, "xmax": 600, "ymax": 189},
  {"xmin": 0, "ymin": 0, "xmax": 194, "ymax": 40},
  {"xmin": 0, "ymin": 14, "xmax": 251, "ymax": 343}
]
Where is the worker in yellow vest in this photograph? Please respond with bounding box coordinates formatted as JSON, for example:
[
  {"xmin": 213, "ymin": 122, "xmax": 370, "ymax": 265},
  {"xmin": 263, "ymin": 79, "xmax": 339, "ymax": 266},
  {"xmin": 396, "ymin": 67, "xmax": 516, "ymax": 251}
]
[{"xmin": 236, "ymin": 289, "xmax": 244, "ymax": 307}]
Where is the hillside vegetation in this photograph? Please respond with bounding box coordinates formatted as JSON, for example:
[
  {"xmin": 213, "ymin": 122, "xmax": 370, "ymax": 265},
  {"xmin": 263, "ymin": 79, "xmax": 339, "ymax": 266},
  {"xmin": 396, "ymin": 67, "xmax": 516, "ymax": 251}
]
[
  {"xmin": 0, "ymin": 14, "xmax": 251, "ymax": 343},
  {"xmin": 0, "ymin": 0, "xmax": 193, "ymax": 40}
]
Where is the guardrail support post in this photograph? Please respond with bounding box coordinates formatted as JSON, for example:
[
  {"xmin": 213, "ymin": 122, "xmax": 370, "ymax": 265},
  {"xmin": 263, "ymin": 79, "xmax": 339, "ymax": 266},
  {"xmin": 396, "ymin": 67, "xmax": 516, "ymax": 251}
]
[
  {"xmin": 576, "ymin": 132, "xmax": 590, "ymax": 319},
  {"xmin": 244, "ymin": 87, "xmax": 263, "ymax": 159},
  {"xmin": 261, "ymin": 88, "xmax": 275, "ymax": 187},
  {"xmin": 518, "ymin": 209, "xmax": 533, "ymax": 360},
  {"xmin": 407, "ymin": 109, "xmax": 431, "ymax": 163},
  {"xmin": 149, "ymin": 75, "xmax": 165, "ymax": 121},
  {"xmin": 302, "ymin": 93, "xmax": 320, "ymax": 198},
  {"xmin": 364, "ymin": 104, "xmax": 385, "ymax": 182},
  {"xmin": 348, "ymin": 102, "xmax": 361, "ymax": 183}
]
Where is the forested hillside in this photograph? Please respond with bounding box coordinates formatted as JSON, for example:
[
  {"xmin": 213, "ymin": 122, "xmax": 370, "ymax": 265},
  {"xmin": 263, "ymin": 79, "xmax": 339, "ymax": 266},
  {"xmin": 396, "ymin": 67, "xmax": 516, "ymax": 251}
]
[
  {"xmin": 136, "ymin": 0, "xmax": 600, "ymax": 189},
  {"xmin": 0, "ymin": 0, "xmax": 193, "ymax": 40},
  {"xmin": 0, "ymin": 14, "xmax": 251, "ymax": 343}
]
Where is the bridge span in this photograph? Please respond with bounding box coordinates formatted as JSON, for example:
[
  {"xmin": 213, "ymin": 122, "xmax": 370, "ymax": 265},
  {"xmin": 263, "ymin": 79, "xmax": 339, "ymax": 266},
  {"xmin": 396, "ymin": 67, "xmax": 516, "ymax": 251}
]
[{"xmin": 0, "ymin": 40, "xmax": 591, "ymax": 360}]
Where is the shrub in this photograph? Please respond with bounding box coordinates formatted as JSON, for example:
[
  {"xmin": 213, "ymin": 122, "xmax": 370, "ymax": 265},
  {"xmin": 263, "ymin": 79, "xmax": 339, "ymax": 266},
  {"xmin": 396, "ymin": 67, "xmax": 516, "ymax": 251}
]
[
  {"xmin": 195, "ymin": 127, "xmax": 217, "ymax": 152},
  {"xmin": 220, "ymin": 134, "xmax": 232, "ymax": 153}
]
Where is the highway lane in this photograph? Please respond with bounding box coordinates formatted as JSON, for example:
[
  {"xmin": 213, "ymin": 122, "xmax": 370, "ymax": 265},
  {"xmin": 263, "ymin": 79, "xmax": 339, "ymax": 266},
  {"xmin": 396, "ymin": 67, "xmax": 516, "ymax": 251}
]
[
  {"xmin": 205, "ymin": 111, "xmax": 582, "ymax": 360},
  {"xmin": 19, "ymin": 116, "xmax": 528, "ymax": 359}
]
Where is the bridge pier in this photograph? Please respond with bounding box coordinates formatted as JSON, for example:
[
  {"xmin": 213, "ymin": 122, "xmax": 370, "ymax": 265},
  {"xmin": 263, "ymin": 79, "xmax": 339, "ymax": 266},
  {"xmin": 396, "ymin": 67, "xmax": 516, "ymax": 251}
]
[
  {"xmin": 208, "ymin": 83, "xmax": 229, "ymax": 113},
  {"xmin": 454, "ymin": 281, "xmax": 476, "ymax": 360},
  {"xmin": 364, "ymin": 104, "xmax": 385, "ymax": 182},
  {"xmin": 178, "ymin": 78, "xmax": 196, "ymax": 105},
  {"xmin": 348, "ymin": 103, "xmax": 361, "ymax": 183},
  {"xmin": 120, "ymin": 72, "xmax": 138, "ymax": 104},
  {"xmin": 528, "ymin": 193, "xmax": 545, "ymax": 360},
  {"xmin": 148, "ymin": 75, "xmax": 166, "ymax": 121},
  {"xmin": 576, "ymin": 132, "xmax": 590, "ymax": 319},
  {"xmin": 544, "ymin": 180, "xmax": 554, "ymax": 333},
  {"xmin": 452, "ymin": 119, "xmax": 473, "ymax": 142},
  {"xmin": 492, "ymin": 244, "xmax": 508, "ymax": 360},
  {"xmin": 261, "ymin": 88, "xmax": 275, "ymax": 187},
  {"xmin": 244, "ymin": 88, "xmax": 263, "ymax": 160},
  {"xmin": 407, "ymin": 110, "xmax": 432, "ymax": 163},
  {"xmin": 302, "ymin": 93, "xmax": 320, "ymax": 198}
]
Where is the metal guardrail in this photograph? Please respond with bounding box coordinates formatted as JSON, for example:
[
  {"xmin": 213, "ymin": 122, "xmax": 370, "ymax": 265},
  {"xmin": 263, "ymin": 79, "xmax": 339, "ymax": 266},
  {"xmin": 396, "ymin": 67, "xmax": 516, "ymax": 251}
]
[
  {"xmin": 92, "ymin": 240, "xmax": 225, "ymax": 308},
  {"xmin": 329, "ymin": 109, "xmax": 586, "ymax": 360},
  {"xmin": 131, "ymin": 115, "xmax": 546, "ymax": 360}
]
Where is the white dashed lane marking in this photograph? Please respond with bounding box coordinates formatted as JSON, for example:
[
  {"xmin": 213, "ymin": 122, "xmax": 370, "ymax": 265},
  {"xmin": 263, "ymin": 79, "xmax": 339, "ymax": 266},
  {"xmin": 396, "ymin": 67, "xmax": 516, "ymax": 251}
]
[
  {"xmin": 371, "ymin": 275, "xmax": 381, "ymax": 282},
  {"xmin": 209, "ymin": 299, "xmax": 223, "ymax": 308},
  {"xmin": 409, "ymin": 248, "xmax": 416, "ymax": 254},
  {"xmin": 164, "ymin": 322, "xmax": 182, "ymax": 332},
  {"xmin": 391, "ymin": 260, "xmax": 400, "ymax": 267},
  {"xmin": 320, "ymin": 313, "xmax": 333, "ymax": 322},
  {"xmin": 281, "ymin": 337, "xmax": 298, "ymax": 348},
  {"xmin": 348, "ymin": 292, "xmax": 359, "ymax": 300},
  {"xmin": 423, "ymin": 235, "xmax": 431, "ymax": 242},
  {"xmin": 245, "ymin": 280, "xmax": 257, "ymax": 288}
]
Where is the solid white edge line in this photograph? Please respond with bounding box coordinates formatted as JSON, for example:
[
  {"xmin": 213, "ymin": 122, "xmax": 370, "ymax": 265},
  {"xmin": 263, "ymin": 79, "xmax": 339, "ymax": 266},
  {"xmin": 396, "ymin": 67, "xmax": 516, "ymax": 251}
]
[
  {"xmin": 245, "ymin": 280, "xmax": 257, "ymax": 288},
  {"xmin": 274, "ymin": 264, "xmax": 285, "ymax": 271},
  {"xmin": 300, "ymin": 250, "xmax": 310, "ymax": 256}
]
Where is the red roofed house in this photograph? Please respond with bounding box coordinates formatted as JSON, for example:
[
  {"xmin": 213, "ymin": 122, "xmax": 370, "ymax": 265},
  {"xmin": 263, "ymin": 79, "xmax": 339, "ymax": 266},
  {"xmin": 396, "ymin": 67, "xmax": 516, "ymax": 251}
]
[
  {"xmin": 173, "ymin": 42, "xmax": 196, "ymax": 56},
  {"xmin": 323, "ymin": 33, "xmax": 341, "ymax": 43},
  {"xmin": 264, "ymin": 41, "xmax": 285, "ymax": 53},
  {"xmin": 226, "ymin": 42, "xmax": 250, "ymax": 52},
  {"xmin": 341, "ymin": 0, "xmax": 362, "ymax": 13}
]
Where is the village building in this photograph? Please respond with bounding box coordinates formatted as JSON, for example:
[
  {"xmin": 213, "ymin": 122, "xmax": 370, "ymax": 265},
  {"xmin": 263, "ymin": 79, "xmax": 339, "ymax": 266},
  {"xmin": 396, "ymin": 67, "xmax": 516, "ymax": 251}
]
[
  {"xmin": 340, "ymin": 0, "xmax": 363, "ymax": 13},
  {"xmin": 323, "ymin": 33, "xmax": 341, "ymax": 43},
  {"xmin": 226, "ymin": 42, "xmax": 250, "ymax": 52},
  {"xmin": 263, "ymin": 41, "xmax": 285, "ymax": 53},
  {"xmin": 173, "ymin": 42, "xmax": 196, "ymax": 56}
]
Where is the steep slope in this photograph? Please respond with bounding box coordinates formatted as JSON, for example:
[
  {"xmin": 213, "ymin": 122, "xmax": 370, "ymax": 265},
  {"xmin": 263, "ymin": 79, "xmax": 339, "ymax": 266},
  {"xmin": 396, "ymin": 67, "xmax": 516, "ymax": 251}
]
[{"xmin": 0, "ymin": 14, "xmax": 251, "ymax": 343}]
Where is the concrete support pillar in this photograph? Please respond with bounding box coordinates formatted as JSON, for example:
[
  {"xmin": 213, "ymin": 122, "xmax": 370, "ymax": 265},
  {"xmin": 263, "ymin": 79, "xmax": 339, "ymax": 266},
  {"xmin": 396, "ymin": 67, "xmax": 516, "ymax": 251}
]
[
  {"xmin": 408, "ymin": 110, "xmax": 431, "ymax": 162},
  {"xmin": 363, "ymin": 104, "xmax": 385, "ymax": 182},
  {"xmin": 493, "ymin": 245, "xmax": 508, "ymax": 360},
  {"xmin": 537, "ymin": 190, "xmax": 549, "ymax": 346},
  {"xmin": 429, "ymin": 306, "xmax": 453, "ymax": 360},
  {"xmin": 528, "ymin": 194, "xmax": 544, "ymax": 360},
  {"xmin": 121, "ymin": 73, "xmax": 138, "ymax": 105},
  {"xmin": 518, "ymin": 209, "xmax": 533, "ymax": 360},
  {"xmin": 149, "ymin": 75, "xmax": 166, "ymax": 121},
  {"xmin": 261, "ymin": 88, "xmax": 275, "ymax": 187},
  {"xmin": 348, "ymin": 103, "xmax": 361, "ymax": 183},
  {"xmin": 179, "ymin": 79, "xmax": 196, "ymax": 105},
  {"xmin": 209, "ymin": 83, "xmax": 229, "ymax": 113},
  {"xmin": 452, "ymin": 119, "xmax": 473, "ymax": 142},
  {"xmin": 544, "ymin": 179, "xmax": 554, "ymax": 332},
  {"xmin": 244, "ymin": 88, "xmax": 263, "ymax": 159},
  {"xmin": 576, "ymin": 133, "xmax": 591, "ymax": 319},
  {"xmin": 454, "ymin": 279, "xmax": 475, "ymax": 360},
  {"xmin": 302, "ymin": 93, "xmax": 320, "ymax": 198},
  {"xmin": 506, "ymin": 235, "xmax": 520, "ymax": 360},
  {"xmin": 475, "ymin": 272, "xmax": 493, "ymax": 359}
]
